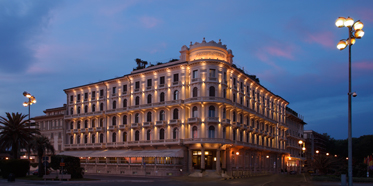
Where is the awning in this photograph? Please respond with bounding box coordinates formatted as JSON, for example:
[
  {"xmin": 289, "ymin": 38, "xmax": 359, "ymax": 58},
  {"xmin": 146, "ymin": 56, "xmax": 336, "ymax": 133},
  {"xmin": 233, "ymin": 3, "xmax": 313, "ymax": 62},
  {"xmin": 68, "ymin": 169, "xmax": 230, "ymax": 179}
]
[{"xmin": 58, "ymin": 149, "xmax": 184, "ymax": 158}]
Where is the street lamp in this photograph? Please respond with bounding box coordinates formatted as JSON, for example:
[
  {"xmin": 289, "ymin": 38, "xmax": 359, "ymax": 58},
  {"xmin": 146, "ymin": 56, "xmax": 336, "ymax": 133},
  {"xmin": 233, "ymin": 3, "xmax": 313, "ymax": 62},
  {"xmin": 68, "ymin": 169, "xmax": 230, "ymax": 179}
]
[
  {"xmin": 23, "ymin": 91, "xmax": 36, "ymax": 175},
  {"xmin": 298, "ymin": 140, "xmax": 303, "ymax": 173},
  {"xmin": 316, "ymin": 150, "xmax": 319, "ymax": 154},
  {"xmin": 335, "ymin": 16, "xmax": 365, "ymax": 186}
]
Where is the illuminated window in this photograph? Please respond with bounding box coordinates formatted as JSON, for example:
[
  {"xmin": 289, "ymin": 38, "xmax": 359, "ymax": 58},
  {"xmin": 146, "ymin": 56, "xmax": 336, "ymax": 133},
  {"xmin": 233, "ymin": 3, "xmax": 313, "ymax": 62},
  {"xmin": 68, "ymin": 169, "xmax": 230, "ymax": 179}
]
[
  {"xmin": 193, "ymin": 70, "xmax": 198, "ymax": 78},
  {"xmin": 123, "ymin": 132, "xmax": 127, "ymax": 142},
  {"xmin": 174, "ymin": 90, "xmax": 179, "ymax": 100},
  {"xmin": 209, "ymin": 69, "xmax": 216, "ymax": 77},
  {"xmin": 208, "ymin": 126, "xmax": 215, "ymax": 138},
  {"xmin": 208, "ymin": 106, "xmax": 215, "ymax": 117},
  {"xmin": 192, "ymin": 106, "xmax": 198, "ymax": 117},
  {"xmin": 192, "ymin": 126, "xmax": 198, "ymax": 139},
  {"xmin": 160, "ymin": 110, "xmax": 165, "ymax": 121}
]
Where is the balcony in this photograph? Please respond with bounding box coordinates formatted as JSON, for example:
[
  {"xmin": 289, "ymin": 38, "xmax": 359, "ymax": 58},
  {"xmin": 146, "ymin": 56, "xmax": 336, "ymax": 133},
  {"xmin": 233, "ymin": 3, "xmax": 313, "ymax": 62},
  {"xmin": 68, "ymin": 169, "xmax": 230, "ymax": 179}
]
[
  {"xmin": 108, "ymin": 125, "xmax": 117, "ymax": 131},
  {"xmin": 91, "ymin": 97, "xmax": 96, "ymax": 101},
  {"xmin": 143, "ymin": 122, "xmax": 152, "ymax": 127},
  {"xmin": 191, "ymin": 78, "xmax": 200, "ymax": 82},
  {"xmin": 240, "ymin": 124, "xmax": 247, "ymax": 130},
  {"xmin": 208, "ymin": 77, "xmax": 217, "ymax": 81},
  {"xmin": 73, "ymin": 129, "xmax": 80, "ymax": 133},
  {"xmin": 122, "ymin": 91, "xmax": 127, "ymax": 95},
  {"xmin": 118, "ymin": 125, "xmax": 127, "ymax": 130},
  {"xmin": 131, "ymin": 123, "xmax": 140, "ymax": 128},
  {"xmin": 232, "ymin": 122, "xmax": 241, "ymax": 128},
  {"xmin": 134, "ymin": 88, "xmax": 140, "ymax": 92},
  {"xmin": 146, "ymin": 86, "xmax": 152, "ymax": 90},
  {"xmin": 106, "ymin": 109, "xmax": 117, "ymax": 114},
  {"xmin": 206, "ymin": 117, "xmax": 219, "ymax": 123},
  {"xmin": 252, "ymin": 128, "xmax": 259, "ymax": 134},
  {"xmin": 155, "ymin": 121, "xmax": 166, "ymax": 127},
  {"xmin": 168, "ymin": 119, "xmax": 180, "ymax": 126},
  {"xmin": 96, "ymin": 127, "xmax": 104, "ymax": 132},
  {"xmin": 159, "ymin": 84, "xmax": 165, "ymax": 88},
  {"xmin": 111, "ymin": 93, "xmax": 118, "ymax": 97},
  {"xmin": 172, "ymin": 81, "xmax": 180, "ymax": 86},
  {"xmin": 88, "ymin": 127, "xmax": 95, "ymax": 132},
  {"xmin": 247, "ymin": 126, "xmax": 253, "ymax": 132},
  {"xmin": 66, "ymin": 129, "xmax": 73, "ymax": 134},
  {"xmin": 82, "ymin": 128, "xmax": 89, "ymax": 133},
  {"xmin": 187, "ymin": 117, "xmax": 201, "ymax": 124},
  {"xmin": 222, "ymin": 119, "xmax": 231, "ymax": 126}
]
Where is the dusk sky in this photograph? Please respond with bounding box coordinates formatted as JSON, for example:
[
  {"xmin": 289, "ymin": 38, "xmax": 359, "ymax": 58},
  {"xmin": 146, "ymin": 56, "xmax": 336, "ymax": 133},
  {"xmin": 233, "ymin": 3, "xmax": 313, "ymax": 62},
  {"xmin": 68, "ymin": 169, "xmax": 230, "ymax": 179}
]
[{"xmin": 1, "ymin": 0, "xmax": 372, "ymax": 140}]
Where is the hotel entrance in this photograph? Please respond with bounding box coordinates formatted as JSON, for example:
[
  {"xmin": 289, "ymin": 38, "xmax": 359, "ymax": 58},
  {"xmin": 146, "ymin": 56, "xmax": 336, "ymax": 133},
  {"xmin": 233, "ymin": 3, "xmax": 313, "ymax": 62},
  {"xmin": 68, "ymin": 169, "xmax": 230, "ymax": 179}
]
[{"xmin": 192, "ymin": 150, "xmax": 216, "ymax": 170}]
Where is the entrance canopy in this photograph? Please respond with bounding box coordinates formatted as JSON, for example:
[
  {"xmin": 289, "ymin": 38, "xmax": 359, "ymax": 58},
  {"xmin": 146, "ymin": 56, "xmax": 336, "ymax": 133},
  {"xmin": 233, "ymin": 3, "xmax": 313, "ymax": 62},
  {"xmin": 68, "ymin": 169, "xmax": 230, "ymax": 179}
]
[{"xmin": 58, "ymin": 149, "xmax": 184, "ymax": 158}]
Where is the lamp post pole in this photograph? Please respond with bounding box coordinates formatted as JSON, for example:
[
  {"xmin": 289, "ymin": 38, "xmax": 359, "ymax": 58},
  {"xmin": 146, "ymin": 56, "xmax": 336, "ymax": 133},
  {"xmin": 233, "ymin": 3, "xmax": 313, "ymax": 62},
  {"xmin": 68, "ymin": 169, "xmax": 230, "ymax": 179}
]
[{"xmin": 23, "ymin": 91, "xmax": 36, "ymax": 176}]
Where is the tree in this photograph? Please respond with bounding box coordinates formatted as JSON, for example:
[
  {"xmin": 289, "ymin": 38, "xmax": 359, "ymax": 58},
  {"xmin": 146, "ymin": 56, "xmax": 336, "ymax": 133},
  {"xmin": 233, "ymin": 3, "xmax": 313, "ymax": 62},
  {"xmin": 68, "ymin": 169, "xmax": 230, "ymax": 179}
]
[
  {"xmin": 28, "ymin": 135, "xmax": 55, "ymax": 177},
  {"xmin": 0, "ymin": 112, "xmax": 40, "ymax": 159}
]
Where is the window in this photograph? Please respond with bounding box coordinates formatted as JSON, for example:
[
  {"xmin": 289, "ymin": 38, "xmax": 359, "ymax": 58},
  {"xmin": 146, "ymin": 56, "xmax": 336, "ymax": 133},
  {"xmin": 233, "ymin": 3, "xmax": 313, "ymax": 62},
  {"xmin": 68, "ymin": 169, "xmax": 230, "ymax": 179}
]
[
  {"xmin": 113, "ymin": 101, "xmax": 117, "ymax": 109},
  {"xmin": 147, "ymin": 112, "xmax": 152, "ymax": 122},
  {"xmin": 100, "ymin": 133, "xmax": 104, "ymax": 143},
  {"xmin": 208, "ymin": 126, "xmax": 215, "ymax": 138},
  {"xmin": 160, "ymin": 76, "xmax": 165, "ymax": 85},
  {"xmin": 240, "ymin": 82, "xmax": 243, "ymax": 91},
  {"xmin": 135, "ymin": 96, "xmax": 140, "ymax": 105},
  {"xmin": 209, "ymin": 86, "xmax": 215, "ymax": 97},
  {"xmin": 100, "ymin": 119, "xmax": 103, "ymax": 127},
  {"xmin": 135, "ymin": 131, "xmax": 140, "ymax": 141},
  {"xmin": 173, "ymin": 128, "xmax": 179, "ymax": 139},
  {"xmin": 147, "ymin": 79, "xmax": 152, "ymax": 87},
  {"xmin": 92, "ymin": 104, "xmax": 96, "ymax": 112},
  {"xmin": 91, "ymin": 119, "xmax": 95, "ymax": 128},
  {"xmin": 135, "ymin": 113, "xmax": 140, "ymax": 123},
  {"xmin": 209, "ymin": 69, "xmax": 215, "ymax": 77},
  {"xmin": 112, "ymin": 116, "xmax": 116, "ymax": 126},
  {"xmin": 173, "ymin": 109, "xmax": 179, "ymax": 119},
  {"xmin": 240, "ymin": 96, "xmax": 243, "ymax": 105},
  {"xmin": 147, "ymin": 94, "xmax": 152, "ymax": 104},
  {"xmin": 223, "ymin": 108, "xmax": 226, "ymax": 119},
  {"xmin": 173, "ymin": 74, "xmax": 179, "ymax": 82},
  {"xmin": 123, "ymin": 132, "xmax": 127, "ymax": 142},
  {"xmin": 233, "ymin": 78, "xmax": 236, "ymax": 86},
  {"xmin": 135, "ymin": 81, "xmax": 140, "ymax": 89},
  {"xmin": 84, "ymin": 93, "xmax": 88, "ymax": 100},
  {"xmin": 192, "ymin": 106, "xmax": 198, "ymax": 117},
  {"xmin": 112, "ymin": 87, "xmax": 116, "ymax": 94},
  {"xmin": 70, "ymin": 108, "xmax": 73, "ymax": 115},
  {"xmin": 240, "ymin": 130, "xmax": 243, "ymax": 142},
  {"xmin": 192, "ymin": 126, "xmax": 198, "ymax": 139},
  {"xmin": 70, "ymin": 122, "xmax": 73, "ymax": 129},
  {"xmin": 193, "ymin": 70, "xmax": 198, "ymax": 78},
  {"xmin": 233, "ymin": 111, "xmax": 236, "ymax": 122},
  {"xmin": 77, "ymin": 135, "xmax": 80, "ymax": 144},
  {"xmin": 123, "ymin": 85, "xmax": 127, "ymax": 92},
  {"xmin": 77, "ymin": 94, "xmax": 81, "ymax": 101},
  {"xmin": 160, "ymin": 129, "xmax": 165, "ymax": 140},
  {"xmin": 174, "ymin": 90, "xmax": 179, "ymax": 100},
  {"xmin": 160, "ymin": 110, "xmax": 165, "ymax": 121},
  {"xmin": 123, "ymin": 99, "xmax": 127, "ymax": 107},
  {"xmin": 233, "ymin": 94, "xmax": 236, "ymax": 102},
  {"xmin": 123, "ymin": 115, "xmax": 127, "ymax": 125},
  {"xmin": 92, "ymin": 91, "xmax": 96, "ymax": 98},
  {"xmin": 92, "ymin": 134, "xmax": 95, "ymax": 143},
  {"xmin": 223, "ymin": 127, "xmax": 226, "ymax": 139},
  {"xmin": 84, "ymin": 135, "xmax": 88, "ymax": 144},
  {"xmin": 208, "ymin": 106, "xmax": 215, "ymax": 117},
  {"xmin": 160, "ymin": 92, "xmax": 165, "ymax": 102},
  {"xmin": 233, "ymin": 130, "xmax": 236, "ymax": 141},
  {"xmin": 193, "ymin": 87, "xmax": 198, "ymax": 97},
  {"xmin": 70, "ymin": 95, "xmax": 73, "ymax": 102},
  {"xmin": 224, "ymin": 72, "xmax": 227, "ymax": 81},
  {"xmin": 100, "ymin": 89, "xmax": 104, "ymax": 97},
  {"xmin": 84, "ymin": 120, "xmax": 88, "ymax": 128},
  {"xmin": 70, "ymin": 136, "xmax": 73, "ymax": 144},
  {"xmin": 223, "ymin": 89, "xmax": 226, "ymax": 98},
  {"xmin": 147, "ymin": 130, "xmax": 151, "ymax": 140},
  {"xmin": 112, "ymin": 133, "xmax": 116, "ymax": 142},
  {"xmin": 100, "ymin": 103, "xmax": 104, "ymax": 111},
  {"xmin": 77, "ymin": 121, "xmax": 81, "ymax": 129},
  {"xmin": 77, "ymin": 107, "xmax": 81, "ymax": 114}
]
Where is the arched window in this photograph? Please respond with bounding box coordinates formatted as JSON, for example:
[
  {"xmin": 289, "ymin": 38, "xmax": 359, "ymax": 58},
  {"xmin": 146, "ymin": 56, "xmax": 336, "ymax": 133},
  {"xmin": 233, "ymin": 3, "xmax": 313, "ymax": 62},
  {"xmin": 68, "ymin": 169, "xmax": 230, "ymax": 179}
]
[
  {"xmin": 209, "ymin": 86, "xmax": 215, "ymax": 97},
  {"xmin": 160, "ymin": 129, "xmax": 165, "ymax": 140},
  {"xmin": 208, "ymin": 106, "xmax": 215, "ymax": 117},
  {"xmin": 246, "ymin": 100, "xmax": 249, "ymax": 108},
  {"xmin": 84, "ymin": 120, "xmax": 88, "ymax": 128},
  {"xmin": 135, "ymin": 113, "xmax": 140, "ymax": 123},
  {"xmin": 223, "ymin": 108, "xmax": 226, "ymax": 119},
  {"xmin": 70, "ymin": 108, "xmax": 73, "ymax": 115},
  {"xmin": 208, "ymin": 126, "xmax": 215, "ymax": 138},
  {"xmin": 173, "ymin": 109, "xmax": 179, "ymax": 119},
  {"xmin": 192, "ymin": 126, "xmax": 198, "ymax": 139},
  {"xmin": 84, "ymin": 135, "xmax": 88, "ymax": 143},
  {"xmin": 91, "ymin": 119, "xmax": 95, "ymax": 128},
  {"xmin": 160, "ymin": 110, "xmax": 165, "ymax": 121},
  {"xmin": 123, "ymin": 115, "xmax": 127, "ymax": 125},
  {"xmin": 100, "ymin": 103, "xmax": 104, "ymax": 111},
  {"xmin": 100, "ymin": 133, "xmax": 104, "ymax": 143},
  {"xmin": 84, "ymin": 105, "xmax": 88, "ymax": 113},
  {"xmin": 112, "ymin": 116, "xmax": 116, "ymax": 126},
  {"xmin": 70, "ymin": 136, "xmax": 73, "ymax": 144},
  {"xmin": 147, "ymin": 112, "xmax": 152, "ymax": 122},
  {"xmin": 77, "ymin": 121, "xmax": 81, "ymax": 129},
  {"xmin": 123, "ymin": 132, "xmax": 127, "ymax": 142},
  {"xmin": 223, "ymin": 89, "xmax": 226, "ymax": 98},
  {"xmin": 147, "ymin": 94, "xmax": 152, "ymax": 104},
  {"xmin": 77, "ymin": 135, "xmax": 80, "ymax": 144},
  {"xmin": 77, "ymin": 107, "xmax": 81, "ymax": 114},
  {"xmin": 192, "ymin": 106, "xmax": 198, "ymax": 117},
  {"xmin": 233, "ymin": 94, "xmax": 236, "ymax": 102},
  {"xmin": 160, "ymin": 92, "xmax": 165, "ymax": 102},
  {"xmin": 223, "ymin": 127, "xmax": 226, "ymax": 139},
  {"xmin": 112, "ymin": 133, "xmax": 116, "ymax": 142},
  {"xmin": 173, "ymin": 128, "xmax": 179, "ymax": 139},
  {"xmin": 123, "ymin": 99, "xmax": 127, "ymax": 107},
  {"xmin": 240, "ymin": 96, "xmax": 243, "ymax": 105},
  {"xmin": 70, "ymin": 122, "xmax": 73, "ymax": 129},
  {"xmin": 100, "ymin": 119, "xmax": 103, "ymax": 127},
  {"xmin": 233, "ymin": 130, "xmax": 236, "ymax": 141},
  {"xmin": 135, "ymin": 96, "xmax": 140, "ymax": 105},
  {"xmin": 240, "ymin": 130, "xmax": 243, "ymax": 142},
  {"xmin": 113, "ymin": 101, "xmax": 117, "ymax": 109},
  {"xmin": 193, "ymin": 87, "xmax": 198, "ymax": 97},
  {"xmin": 135, "ymin": 131, "xmax": 140, "ymax": 141},
  {"xmin": 174, "ymin": 90, "xmax": 179, "ymax": 100},
  {"xmin": 92, "ymin": 134, "xmax": 95, "ymax": 143},
  {"xmin": 233, "ymin": 111, "xmax": 236, "ymax": 122},
  {"xmin": 240, "ymin": 114, "xmax": 243, "ymax": 123},
  {"xmin": 92, "ymin": 104, "xmax": 96, "ymax": 112},
  {"xmin": 147, "ymin": 130, "xmax": 151, "ymax": 140}
]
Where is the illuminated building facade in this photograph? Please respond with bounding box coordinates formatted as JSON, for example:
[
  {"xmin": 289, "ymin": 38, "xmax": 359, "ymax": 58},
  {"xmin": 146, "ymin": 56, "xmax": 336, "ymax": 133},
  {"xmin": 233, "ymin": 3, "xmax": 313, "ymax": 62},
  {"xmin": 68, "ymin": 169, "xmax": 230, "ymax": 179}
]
[{"xmin": 35, "ymin": 39, "xmax": 306, "ymax": 177}]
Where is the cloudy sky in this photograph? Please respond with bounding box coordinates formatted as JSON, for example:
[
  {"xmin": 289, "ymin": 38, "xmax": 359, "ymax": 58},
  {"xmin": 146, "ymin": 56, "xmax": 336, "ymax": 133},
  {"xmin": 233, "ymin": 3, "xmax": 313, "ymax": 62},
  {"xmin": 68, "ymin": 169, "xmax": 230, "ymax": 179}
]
[{"xmin": 1, "ymin": 0, "xmax": 372, "ymax": 139}]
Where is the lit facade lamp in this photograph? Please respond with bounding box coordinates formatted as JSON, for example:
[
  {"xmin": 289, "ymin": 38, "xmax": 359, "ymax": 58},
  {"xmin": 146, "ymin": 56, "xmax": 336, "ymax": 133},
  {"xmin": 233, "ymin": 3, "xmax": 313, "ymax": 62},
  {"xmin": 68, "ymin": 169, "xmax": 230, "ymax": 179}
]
[
  {"xmin": 316, "ymin": 150, "xmax": 319, "ymax": 154},
  {"xmin": 335, "ymin": 16, "xmax": 365, "ymax": 186},
  {"xmin": 326, "ymin": 153, "xmax": 329, "ymax": 156},
  {"xmin": 23, "ymin": 91, "xmax": 36, "ymax": 176}
]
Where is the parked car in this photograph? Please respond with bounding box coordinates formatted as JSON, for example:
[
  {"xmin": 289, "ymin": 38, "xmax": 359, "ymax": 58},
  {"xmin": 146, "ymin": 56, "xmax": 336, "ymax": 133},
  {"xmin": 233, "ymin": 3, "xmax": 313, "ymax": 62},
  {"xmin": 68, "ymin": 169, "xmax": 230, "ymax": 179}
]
[{"xmin": 32, "ymin": 169, "xmax": 50, "ymax": 175}]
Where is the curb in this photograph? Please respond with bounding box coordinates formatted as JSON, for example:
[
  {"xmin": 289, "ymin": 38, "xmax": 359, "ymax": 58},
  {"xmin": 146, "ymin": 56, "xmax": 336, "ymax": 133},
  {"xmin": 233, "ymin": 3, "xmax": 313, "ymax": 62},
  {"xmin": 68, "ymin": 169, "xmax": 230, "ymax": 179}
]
[{"xmin": 222, "ymin": 174, "xmax": 270, "ymax": 181}]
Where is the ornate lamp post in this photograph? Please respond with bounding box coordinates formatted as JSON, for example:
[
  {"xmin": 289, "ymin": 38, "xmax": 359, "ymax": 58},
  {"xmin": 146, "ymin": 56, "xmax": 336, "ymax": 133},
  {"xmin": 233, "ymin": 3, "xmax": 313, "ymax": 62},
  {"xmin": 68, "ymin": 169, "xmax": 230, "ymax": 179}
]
[
  {"xmin": 335, "ymin": 17, "xmax": 365, "ymax": 186},
  {"xmin": 23, "ymin": 91, "xmax": 36, "ymax": 175},
  {"xmin": 298, "ymin": 140, "xmax": 303, "ymax": 173}
]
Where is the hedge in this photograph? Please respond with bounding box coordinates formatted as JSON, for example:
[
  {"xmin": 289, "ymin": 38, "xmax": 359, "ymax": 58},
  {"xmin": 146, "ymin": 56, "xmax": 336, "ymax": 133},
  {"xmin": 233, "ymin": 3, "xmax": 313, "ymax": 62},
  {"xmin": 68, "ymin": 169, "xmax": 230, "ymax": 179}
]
[
  {"xmin": 0, "ymin": 159, "xmax": 30, "ymax": 178},
  {"xmin": 50, "ymin": 155, "xmax": 84, "ymax": 178}
]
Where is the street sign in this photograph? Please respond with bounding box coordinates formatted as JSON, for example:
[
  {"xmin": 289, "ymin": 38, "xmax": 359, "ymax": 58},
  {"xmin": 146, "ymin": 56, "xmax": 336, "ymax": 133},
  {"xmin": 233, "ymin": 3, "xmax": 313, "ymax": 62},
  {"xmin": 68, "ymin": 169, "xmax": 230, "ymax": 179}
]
[{"xmin": 60, "ymin": 162, "xmax": 65, "ymax": 167}]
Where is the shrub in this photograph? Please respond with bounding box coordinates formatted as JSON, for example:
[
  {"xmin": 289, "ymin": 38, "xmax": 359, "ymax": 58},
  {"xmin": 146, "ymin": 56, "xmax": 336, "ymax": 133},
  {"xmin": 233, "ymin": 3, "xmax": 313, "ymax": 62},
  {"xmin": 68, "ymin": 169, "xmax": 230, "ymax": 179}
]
[
  {"xmin": 50, "ymin": 155, "xmax": 83, "ymax": 179},
  {"xmin": 0, "ymin": 159, "xmax": 30, "ymax": 178}
]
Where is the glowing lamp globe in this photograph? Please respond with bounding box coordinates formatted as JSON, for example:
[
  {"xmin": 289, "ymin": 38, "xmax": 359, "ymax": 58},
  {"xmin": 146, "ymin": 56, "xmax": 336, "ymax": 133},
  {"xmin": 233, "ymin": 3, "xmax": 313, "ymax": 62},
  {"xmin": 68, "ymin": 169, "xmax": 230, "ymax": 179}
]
[
  {"xmin": 355, "ymin": 29, "xmax": 365, "ymax": 38},
  {"xmin": 353, "ymin": 21, "xmax": 364, "ymax": 30},
  {"xmin": 344, "ymin": 17, "xmax": 354, "ymax": 27},
  {"xmin": 337, "ymin": 40, "xmax": 347, "ymax": 50},
  {"xmin": 335, "ymin": 17, "xmax": 346, "ymax": 28}
]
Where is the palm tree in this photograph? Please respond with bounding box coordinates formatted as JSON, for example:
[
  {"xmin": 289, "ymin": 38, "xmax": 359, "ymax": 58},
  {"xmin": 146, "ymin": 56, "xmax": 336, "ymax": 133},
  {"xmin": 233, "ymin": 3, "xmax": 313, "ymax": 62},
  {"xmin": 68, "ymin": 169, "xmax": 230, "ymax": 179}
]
[
  {"xmin": 28, "ymin": 135, "xmax": 55, "ymax": 177},
  {"xmin": 0, "ymin": 112, "xmax": 40, "ymax": 159}
]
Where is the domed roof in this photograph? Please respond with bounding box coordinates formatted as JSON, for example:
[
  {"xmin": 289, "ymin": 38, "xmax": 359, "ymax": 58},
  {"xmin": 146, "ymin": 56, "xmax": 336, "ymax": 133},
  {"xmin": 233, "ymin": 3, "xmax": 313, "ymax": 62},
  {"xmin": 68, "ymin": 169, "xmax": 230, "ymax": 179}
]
[{"xmin": 189, "ymin": 38, "xmax": 227, "ymax": 50}]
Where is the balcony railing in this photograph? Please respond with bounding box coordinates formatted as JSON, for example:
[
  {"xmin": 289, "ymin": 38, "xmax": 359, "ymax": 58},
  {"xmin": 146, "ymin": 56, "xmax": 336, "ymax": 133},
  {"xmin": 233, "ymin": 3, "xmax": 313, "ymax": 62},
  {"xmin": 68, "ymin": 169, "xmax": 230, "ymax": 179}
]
[
  {"xmin": 73, "ymin": 129, "xmax": 80, "ymax": 133},
  {"xmin": 208, "ymin": 77, "xmax": 217, "ymax": 81},
  {"xmin": 168, "ymin": 119, "xmax": 180, "ymax": 126},
  {"xmin": 232, "ymin": 122, "xmax": 241, "ymax": 128},
  {"xmin": 159, "ymin": 84, "xmax": 165, "ymax": 88},
  {"xmin": 187, "ymin": 117, "xmax": 201, "ymax": 124},
  {"xmin": 222, "ymin": 118, "xmax": 231, "ymax": 126},
  {"xmin": 131, "ymin": 123, "xmax": 140, "ymax": 128},
  {"xmin": 118, "ymin": 125, "xmax": 126, "ymax": 130},
  {"xmin": 191, "ymin": 78, "xmax": 200, "ymax": 82},
  {"xmin": 108, "ymin": 125, "xmax": 117, "ymax": 131},
  {"xmin": 96, "ymin": 127, "xmax": 104, "ymax": 132},
  {"xmin": 143, "ymin": 122, "xmax": 152, "ymax": 127},
  {"xmin": 172, "ymin": 81, "xmax": 180, "ymax": 86},
  {"xmin": 88, "ymin": 127, "xmax": 95, "ymax": 132},
  {"xmin": 155, "ymin": 121, "xmax": 166, "ymax": 126},
  {"xmin": 206, "ymin": 117, "xmax": 219, "ymax": 123}
]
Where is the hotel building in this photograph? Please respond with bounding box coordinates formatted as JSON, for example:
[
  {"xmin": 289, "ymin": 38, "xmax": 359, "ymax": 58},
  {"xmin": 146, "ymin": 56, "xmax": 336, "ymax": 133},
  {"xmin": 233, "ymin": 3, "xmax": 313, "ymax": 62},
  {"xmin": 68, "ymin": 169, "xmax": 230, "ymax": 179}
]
[{"xmin": 34, "ymin": 39, "xmax": 306, "ymax": 177}]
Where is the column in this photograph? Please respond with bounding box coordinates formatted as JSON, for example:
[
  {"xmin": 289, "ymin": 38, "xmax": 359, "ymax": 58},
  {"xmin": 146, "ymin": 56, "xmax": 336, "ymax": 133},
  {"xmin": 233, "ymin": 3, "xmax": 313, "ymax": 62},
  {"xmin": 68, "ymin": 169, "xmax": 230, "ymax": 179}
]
[
  {"xmin": 201, "ymin": 147, "xmax": 205, "ymax": 169},
  {"xmin": 222, "ymin": 150, "xmax": 226, "ymax": 169},
  {"xmin": 216, "ymin": 149, "xmax": 221, "ymax": 173}
]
